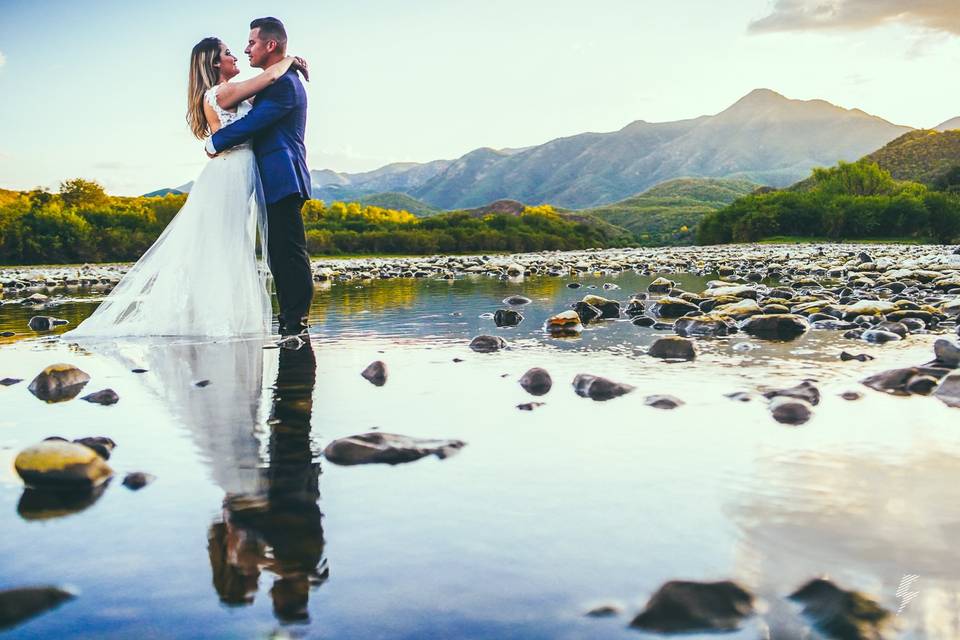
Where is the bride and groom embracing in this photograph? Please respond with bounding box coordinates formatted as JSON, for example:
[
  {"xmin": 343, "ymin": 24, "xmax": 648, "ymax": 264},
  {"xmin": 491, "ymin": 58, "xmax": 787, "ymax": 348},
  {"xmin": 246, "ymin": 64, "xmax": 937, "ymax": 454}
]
[{"xmin": 68, "ymin": 17, "xmax": 314, "ymax": 339}]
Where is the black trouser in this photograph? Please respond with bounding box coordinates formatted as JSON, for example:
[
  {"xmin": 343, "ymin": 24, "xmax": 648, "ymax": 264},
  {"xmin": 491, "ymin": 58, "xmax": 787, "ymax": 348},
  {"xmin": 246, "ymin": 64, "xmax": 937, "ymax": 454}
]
[{"xmin": 267, "ymin": 194, "xmax": 314, "ymax": 329}]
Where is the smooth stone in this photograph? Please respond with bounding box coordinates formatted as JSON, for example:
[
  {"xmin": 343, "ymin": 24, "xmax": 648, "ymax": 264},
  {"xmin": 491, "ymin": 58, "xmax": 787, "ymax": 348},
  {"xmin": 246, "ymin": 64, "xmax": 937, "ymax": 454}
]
[
  {"xmin": 725, "ymin": 391, "xmax": 752, "ymax": 402},
  {"xmin": 769, "ymin": 396, "xmax": 813, "ymax": 425},
  {"xmin": 572, "ymin": 301, "xmax": 602, "ymax": 324},
  {"xmin": 645, "ymin": 394, "xmax": 684, "ymax": 409},
  {"xmin": 713, "ymin": 298, "xmax": 763, "ymax": 319},
  {"xmin": 862, "ymin": 366, "xmax": 949, "ymax": 396},
  {"xmin": 840, "ymin": 391, "xmax": 863, "ymax": 401},
  {"xmin": 763, "ymin": 380, "xmax": 821, "ymax": 405},
  {"xmin": 674, "ymin": 315, "xmax": 731, "ymax": 338},
  {"xmin": 862, "ymin": 329, "xmax": 901, "ymax": 344},
  {"xmin": 741, "ymin": 314, "xmax": 809, "ymax": 340},
  {"xmin": 647, "ymin": 277, "xmax": 674, "ymax": 294},
  {"xmin": 584, "ymin": 604, "xmax": 622, "ymax": 617},
  {"xmin": 789, "ymin": 578, "xmax": 891, "ymax": 640},
  {"xmin": 843, "ymin": 300, "xmax": 896, "ymax": 319},
  {"xmin": 839, "ymin": 351, "xmax": 874, "ymax": 362},
  {"xmin": 81, "ymin": 389, "xmax": 119, "ymax": 405},
  {"xmin": 502, "ymin": 295, "xmax": 531, "ymax": 305},
  {"xmin": 649, "ymin": 297, "xmax": 699, "ymax": 318},
  {"xmin": 27, "ymin": 316, "xmax": 68, "ymax": 332},
  {"xmin": 1, "ymin": 378, "xmax": 23, "ymax": 386},
  {"xmin": 648, "ymin": 336, "xmax": 696, "ymax": 361},
  {"xmin": 875, "ymin": 320, "xmax": 909, "ymax": 337},
  {"xmin": 516, "ymin": 402, "xmax": 545, "ymax": 411},
  {"xmin": 323, "ymin": 432, "xmax": 466, "ymax": 465},
  {"xmin": 72, "ymin": 437, "xmax": 116, "ymax": 460},
  {"xmin": 566, "ymin": 282, "xmax": 581, "ymax": 289},
  {"xmin": 602, "ymin": 283, "xmax": 620, "ymax": 290},
  {"xmin": 624, "ymin": 297, "xmax": 646, "ymax": 317},
  {"xmin": 519, "ymin": 367, "xmax": 552, "ymax": 396},
  {"xmin": 0, "ymin": 331, "xmax": 15, "ymax": 337},
  {"xmin": 572, "ymin": 374, "xmax": 635, "ymax": 401},
  {"xmin": 545, "ymin": 310, "xmax": 583, "ymax": 336},
  {"xmin": 0, "ymin": 586, "xmax": 76, "ymax": 630},
  {"xmin": 629, "ymin": 580, "xmax": 755, "ymax": 633},
  {"xmin": 934, "ymin": 339, "xmax": 960, "ymax": 368},
  {"xmin": 906, "ymin": 374, "xmax": 939, "ymax": 395},
  {"xmin": 122, "ymin": 472, "xmax": 155, "ymax": 490},
  {"xmin": 934, "ymin": 373, "xmax": 960, "ymax": 407},
  {"xmin": 631, "ymin": 315, "xmax": 656, "ymax": 328},
  {"xmin": 580, "ymin": 295, "xmax": 620, "ymax": 319},
  {"xmin": 361, "ymin": 360, "xmax": 388, "ymax": 386},
  {"xmin": 494, "ymin": 309, "xmax": 524, "ymax": 327},
  {"xmin": 27, "ymin": 364, "xmax": 91, "ymax": 403},
  {"xmin": 14, "ymin": 441, "xmax": 113, "ymax": 488},
  {"xmin": 505, "ymin": 263, "xmax": 525, "ymax": 277},
  {"xmin": 469, "ymin": 335, "xmax": 507, "ymax": 353}
]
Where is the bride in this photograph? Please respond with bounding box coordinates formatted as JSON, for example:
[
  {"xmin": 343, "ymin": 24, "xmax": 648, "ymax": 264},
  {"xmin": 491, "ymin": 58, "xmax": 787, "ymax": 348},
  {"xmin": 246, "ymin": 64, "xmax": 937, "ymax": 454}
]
[{"xmin": 65, "ymin": 38, "xmax": 307, "ymax": 338}]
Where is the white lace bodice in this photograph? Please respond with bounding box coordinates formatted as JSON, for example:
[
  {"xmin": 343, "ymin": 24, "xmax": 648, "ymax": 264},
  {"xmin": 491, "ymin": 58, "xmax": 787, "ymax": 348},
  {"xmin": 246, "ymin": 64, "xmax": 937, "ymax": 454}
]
[{"xmin": 205, "ymin": 85, "xmax": 253, "ymax": 147}]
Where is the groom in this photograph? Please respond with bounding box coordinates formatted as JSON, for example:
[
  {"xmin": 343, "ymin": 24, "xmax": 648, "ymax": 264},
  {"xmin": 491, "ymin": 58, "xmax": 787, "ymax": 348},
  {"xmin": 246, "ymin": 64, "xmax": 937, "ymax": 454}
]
[{"xmin": 206, "ymin": 16, "xmax": 313, "ymax": 336}]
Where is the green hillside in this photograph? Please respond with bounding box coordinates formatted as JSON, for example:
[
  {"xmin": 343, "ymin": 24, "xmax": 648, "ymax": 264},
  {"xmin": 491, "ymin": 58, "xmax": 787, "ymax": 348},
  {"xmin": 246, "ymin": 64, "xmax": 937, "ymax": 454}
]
[
  {"xmin": 585, "ymin": 177, "xmax": 757, "ymax": 245},
  {"xmin": 864, "ymin": 129, "xmax": 960, "ymax": 185},
  {"xmin": 354, "ymin": 192, "xmax": 440, "ymax": 217}
]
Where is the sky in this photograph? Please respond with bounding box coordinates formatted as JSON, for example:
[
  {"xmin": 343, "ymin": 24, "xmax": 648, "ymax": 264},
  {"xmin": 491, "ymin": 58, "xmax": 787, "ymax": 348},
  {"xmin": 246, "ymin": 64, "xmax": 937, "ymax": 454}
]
[{"xmin": 0, "ymin": 0, "xmax": 958, "ymax": 195}]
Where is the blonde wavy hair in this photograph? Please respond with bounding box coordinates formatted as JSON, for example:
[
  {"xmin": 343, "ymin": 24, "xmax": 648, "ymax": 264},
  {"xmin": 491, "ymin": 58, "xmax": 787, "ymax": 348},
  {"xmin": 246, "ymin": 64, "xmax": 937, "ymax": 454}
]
[{"xmin": 186, "ymin": 37, "xmax": 222, "ymax": 140}]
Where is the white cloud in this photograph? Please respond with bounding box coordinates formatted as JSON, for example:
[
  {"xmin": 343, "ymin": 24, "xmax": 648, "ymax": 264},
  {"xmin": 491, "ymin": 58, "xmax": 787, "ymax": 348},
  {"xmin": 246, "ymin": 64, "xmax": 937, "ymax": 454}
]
[{"xmin": 749, "ymin": 0, "xmax": 960, "ymax": 35}]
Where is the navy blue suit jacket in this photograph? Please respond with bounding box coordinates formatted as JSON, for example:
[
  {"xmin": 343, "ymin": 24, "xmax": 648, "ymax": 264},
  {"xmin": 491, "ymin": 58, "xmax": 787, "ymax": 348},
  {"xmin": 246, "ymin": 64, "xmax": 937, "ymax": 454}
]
[{"xmin": 211, "ymin": 69, "xmax": 310, "ymax": 205}]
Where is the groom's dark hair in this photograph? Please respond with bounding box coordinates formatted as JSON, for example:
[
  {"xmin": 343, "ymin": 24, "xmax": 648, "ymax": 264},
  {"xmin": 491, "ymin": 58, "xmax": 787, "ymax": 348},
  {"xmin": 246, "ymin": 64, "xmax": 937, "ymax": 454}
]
[{"xmin": 251, "ymin": 17, "xmax": 287, "ymax": 52}]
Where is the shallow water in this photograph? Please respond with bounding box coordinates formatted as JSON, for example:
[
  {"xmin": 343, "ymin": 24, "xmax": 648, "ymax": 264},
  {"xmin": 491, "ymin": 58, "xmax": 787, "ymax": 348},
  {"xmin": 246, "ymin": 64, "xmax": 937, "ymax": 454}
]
[{"xmin": 1, "ymin": 268, "xmax": 959, "ymax": 639}]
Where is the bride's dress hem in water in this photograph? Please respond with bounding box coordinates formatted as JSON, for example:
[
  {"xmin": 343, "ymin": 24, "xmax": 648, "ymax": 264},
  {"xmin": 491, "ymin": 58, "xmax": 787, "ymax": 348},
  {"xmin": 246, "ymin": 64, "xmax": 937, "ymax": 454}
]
[{"xmin": 64, "ymin": 85, "xmax": 272, "ymax": 339}]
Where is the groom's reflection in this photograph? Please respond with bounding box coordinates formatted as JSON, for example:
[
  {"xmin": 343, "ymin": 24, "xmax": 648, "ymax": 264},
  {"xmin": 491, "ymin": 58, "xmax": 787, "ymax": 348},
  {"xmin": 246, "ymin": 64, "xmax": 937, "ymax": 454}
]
[{"xmin": 208, "ymin": 338, "xmax": 327, "ymax": 623}]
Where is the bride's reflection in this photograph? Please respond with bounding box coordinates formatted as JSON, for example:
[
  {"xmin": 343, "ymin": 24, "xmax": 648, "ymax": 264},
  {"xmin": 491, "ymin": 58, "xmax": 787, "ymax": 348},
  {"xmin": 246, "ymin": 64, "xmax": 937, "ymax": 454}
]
[
  {"xmin": 78, "ymin": 336, "xmax": 327, "ymax": 623},
  {"xmin": 206, "ymin": 338, "xmax": 327, "ymax": 623}
]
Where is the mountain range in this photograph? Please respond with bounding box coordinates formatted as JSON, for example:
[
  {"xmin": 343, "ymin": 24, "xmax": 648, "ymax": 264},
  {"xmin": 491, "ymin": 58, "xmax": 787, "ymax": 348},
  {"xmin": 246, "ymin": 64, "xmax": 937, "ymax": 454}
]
[{"xmin": 150, "ymin": 89, "xmax": 957, "ymax": 210}]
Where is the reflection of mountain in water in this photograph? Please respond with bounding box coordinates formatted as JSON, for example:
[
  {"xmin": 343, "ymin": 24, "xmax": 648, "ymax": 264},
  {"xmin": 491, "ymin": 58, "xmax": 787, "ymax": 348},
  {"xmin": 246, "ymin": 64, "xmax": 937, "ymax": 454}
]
[{"xmin": 729, "ymin": 450, "xmax": 960, "ymax": 638}]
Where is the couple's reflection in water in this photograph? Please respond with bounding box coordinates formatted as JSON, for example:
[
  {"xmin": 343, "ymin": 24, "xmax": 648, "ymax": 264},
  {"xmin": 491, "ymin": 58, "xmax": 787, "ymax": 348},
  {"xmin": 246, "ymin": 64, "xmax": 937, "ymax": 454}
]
[
  {"xmin": 205, "ymin": 337, "xmax": 327, "ymax": 624},
  {"xmin": 89, "ymin": 335, "xmax": 328, "ymax": 624}
]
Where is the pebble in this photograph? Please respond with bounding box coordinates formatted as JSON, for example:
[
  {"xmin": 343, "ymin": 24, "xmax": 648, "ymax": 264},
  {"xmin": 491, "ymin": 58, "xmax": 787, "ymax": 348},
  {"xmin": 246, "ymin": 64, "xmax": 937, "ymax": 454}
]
[
  {"xmin": 469, "ymin": 335, "xmax": 507, "ymax": 353},
  {"xmin": 572, "ymin": 374, "xmax": 635, "ymax": 401},
  {"xmin": 519, "ymin": 367, "xmax": 552, "ymax": 396},
  {"xmin": 81, "ymin": 389, "xmax": 119, "ymax": 405},
  {"xmin": 361, "ymin": 360, "xmax": 388, "ymax": 386},
  {"xmin": 122, "ymin": 472, "xmax": 156, "ymax": 490},
  {"xmin": 648, "ymin": 336, "xmax": 697, "ymax": 361},
  {"xmin": 645, "ymin": 394, "xmax": 684, "ymax": 409}
]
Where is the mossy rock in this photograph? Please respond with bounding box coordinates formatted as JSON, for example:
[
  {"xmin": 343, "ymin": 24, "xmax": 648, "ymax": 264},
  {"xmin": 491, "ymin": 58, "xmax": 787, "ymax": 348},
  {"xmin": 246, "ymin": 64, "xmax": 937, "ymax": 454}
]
[
  {"xmin": 14, "ymin": 441, "xmax": 112, "ymax": 488},
  {"xmin": 27, "ymin": 364, "xmax": 90, "ymax": 403}
]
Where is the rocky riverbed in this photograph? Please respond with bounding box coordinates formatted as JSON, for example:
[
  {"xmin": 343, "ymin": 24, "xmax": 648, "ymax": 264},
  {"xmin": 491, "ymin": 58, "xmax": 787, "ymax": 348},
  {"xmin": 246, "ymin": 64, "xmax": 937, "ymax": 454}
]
[{"xmin": 2, "ymin": 244, "xmax": 960, "ymax": 638}]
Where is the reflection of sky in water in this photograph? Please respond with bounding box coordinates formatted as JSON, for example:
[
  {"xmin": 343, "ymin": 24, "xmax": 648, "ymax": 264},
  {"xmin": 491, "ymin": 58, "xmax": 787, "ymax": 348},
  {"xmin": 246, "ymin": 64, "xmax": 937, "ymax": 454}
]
[{"xmin": 0, "ymin": 272, "xmax": 959, "ymax": 638}]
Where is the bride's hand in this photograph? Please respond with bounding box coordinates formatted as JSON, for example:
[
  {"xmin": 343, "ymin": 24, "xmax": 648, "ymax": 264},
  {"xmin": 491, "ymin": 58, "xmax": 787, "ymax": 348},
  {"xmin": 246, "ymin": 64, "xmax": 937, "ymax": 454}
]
[{"xmin": 291, "ymin": 56, "xmax": 309, "ymax": 82}]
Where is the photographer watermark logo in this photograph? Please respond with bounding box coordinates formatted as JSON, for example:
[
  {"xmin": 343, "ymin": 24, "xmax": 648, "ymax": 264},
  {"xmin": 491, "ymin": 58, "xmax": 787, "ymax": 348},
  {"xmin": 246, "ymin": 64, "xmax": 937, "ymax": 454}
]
[{"xmin": 895, "ymin": 574, "xmax": 920, "ymax": 614}]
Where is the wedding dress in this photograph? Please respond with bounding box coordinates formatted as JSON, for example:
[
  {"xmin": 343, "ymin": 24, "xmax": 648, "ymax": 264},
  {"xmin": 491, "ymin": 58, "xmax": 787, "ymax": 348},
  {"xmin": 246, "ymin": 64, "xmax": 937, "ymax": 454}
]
[{"xmin": 64, "ymin": 85, "xmax": 271, "ymax": 338}]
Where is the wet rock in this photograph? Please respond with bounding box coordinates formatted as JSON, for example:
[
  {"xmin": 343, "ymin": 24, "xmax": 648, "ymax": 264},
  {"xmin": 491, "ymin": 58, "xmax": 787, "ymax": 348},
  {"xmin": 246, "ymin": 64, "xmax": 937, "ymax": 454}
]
[
  {"xmin": 194, "ymin": 379, "xmax": 212, "ymax": 388},
  {"xmin": 703, "ymin": 284, "xmax": 757, "ymax": 299},
  {"xmin": 624, "ymin": 297, "xmax": 646, "ymax": 318},
  {"xmin": 517, "ymin": 402, "xmax": 545, "ymax": 411},
  {"xmin": 584, "ymin": 604, "xmax": 622, "ymax": 617},
  {"xmin": 502, "ymin": 295, "xmax": 531, "ymax": 305},
  {"xmin": 789, "ymin": 578, "xmax": 891, "ymax": 640},
  {"xmin": 934, "ymin": 373, "xmax": 960, "ymax": 407},
  {"xmin": 323, "ymin": 432, "xmax": 466, "ymax": 465},
  {"xmin": 906, "ymin": 374, "xmax": 939, "ymax": 395},
  {"xmin": 122, "ymin": 472, "xmax": 155, "ymax": 490},
  {"xmin": 519, "ymin": 367, "xmax": 552, "ymax": 396},
  {"xmin": 14, "ymin": 440, "xmax": 113, "ymax": 488},
  {"xmin": 843, "ymin": 300, "xmax": 896, "ymax": 319},
  {"xmin": 572, "ymin": 374, "xmax": 635, "ymax": 401},
  {"xmin": 648, "ymin": 336, "xmax": 696, "ymax": 361},
  {"xmin": 72, "ymin": 437, "xmax": 116, "ymax": 460},
  {"xmin": 862, "ymin": 329, "xmax": 901, "ymax": 344},
  {"xmin": 0, "ymin": 586, "xmax": 76, "ymax": 630},
  {"xmin": 572, "ymin": 301, "xmax": 602, "ymax": 324},
  {"xmin": 27, "ymin": 364, "xmax": 90, "ymax": 403},
  {"xmin": 741, "ymin": 314, "xmax": 809, "ymax": 340},
  {"xmin": 545, "ymin": 310, "xmax": 583, "ymax": 336},
  {"xmin": 629, "ymin": 580, "xmax": 755, "ymax": 633},
  {"xmin": 674, "ymin": 315, "xmax": 732, "ymax": 338},
  {"xmin": 17, "ymin": 484, "xmax": 108, "ymax": 520},
  {"xmin": 632, "ymin": 315, "xmax": 656, "ymax": 328},
  {"xmin": 131, "ymin": 368, "xmax": 148, "ymax": 374},
  {"xmin": 581, "ymin": 295, "xmax": 620, "ymax": 319},
  {"xmin": 769, "ymin": 396, "xmax": 813, "ymax": 425},
  {"xmin": 934, "ymin": 339, "xmax": 960, "ymax": 368},
  {"xmin": 875, "ymin": 320, "xmax": 909, "ymax": 338},
  {"xmin": 645, "ymin": 394, "xmax": 684, "ymax": 409},
  {"xmin": 494, "ymin": 309, "xmax": 524, "ymax": 327},
  {"xmin": 649, "ymin": 297, "xmax": 700, "ymax": 318},
  {"xmin": 862, "ymin": 366, "xmax": 949, "ymax": 396},
  {"xmin": 81, "ymin": 389, "xmax": 119, "ymax": 405},
  {"xmin": 27, "ymin": 316, "xmax": 68, "ymax": 332},
  {"xmin": 647, "ymin": 277, "xmax": 674, "ymax": 294},
  {"xmin": 0, "ymin": 331, "xmax": 16, "ymax": 337},
  {"xmin": 839, "ymin": 351, "xmax": 874, "ymax": 362},
  {"xmin": 840, "ymin": 391, "xmax": 862, "ymax": 401},
  {"xmin": 763, "ymin": 381, "xmax": 821, "ymax": 405},
  {"xmin": 725, "ymin": 391, "xmax": 752, "ymax": 402},
  {"xmin": 506, "ymin": 263, "xmax": 525, "ymax": 277},
  {"xmin": 602, "ymin": 283, "xmax": 620, "ymax": 291},
  {"xmin": 469, "ymin": 335, "xmax": 507, "ymax": 353},
  {"xmin": 1, "ymin": 377, "xmax": 23, "ymax": 386},
  {"xmin": 567, "ymin": 282, "xmax": 581, "ymax": 289},
  {"xmin": 361, "ymin": 360, "xmax": 387, "ymax": 386}
]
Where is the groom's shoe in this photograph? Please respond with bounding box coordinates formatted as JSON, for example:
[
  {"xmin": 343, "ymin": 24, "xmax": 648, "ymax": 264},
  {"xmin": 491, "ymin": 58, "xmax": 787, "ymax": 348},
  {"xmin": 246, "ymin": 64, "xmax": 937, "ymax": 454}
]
[{"xmin": 280, "ymin": 321, "xmax": 309, "ymax": 336}]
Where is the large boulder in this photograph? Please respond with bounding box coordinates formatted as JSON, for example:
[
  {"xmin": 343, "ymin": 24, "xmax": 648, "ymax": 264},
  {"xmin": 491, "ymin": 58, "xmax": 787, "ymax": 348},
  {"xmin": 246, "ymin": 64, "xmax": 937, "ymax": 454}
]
[
  {"xmin": 572, "ymin": 374, "xmax": 635, "ymax": 401},
  {"xmin": 14, "ymin": 440, "xmax": 113, "ymax": 488},
  {"xmin": 741, "ymin": 314, "xmax": 809, "ymax": 340},
  {"xmin": 323, "ymin": 432, "xmax": 466, "ymax": 465},
  {"xmin": 648, "ymin": 337, "xmax": 696, "ymax": 361},
  {"xmin": 27, "ymin": 364, "xmax": 90, "ymax": 403},
  {"xmin": 630, "ymin": 580, "xmax": 755, "ymax": 633}
]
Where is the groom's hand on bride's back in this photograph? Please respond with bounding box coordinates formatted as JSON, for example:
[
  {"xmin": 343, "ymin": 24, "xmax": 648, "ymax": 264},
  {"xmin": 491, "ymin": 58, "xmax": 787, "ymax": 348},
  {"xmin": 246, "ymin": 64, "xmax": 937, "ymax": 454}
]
[{"xmin": 292, "ymin": 55, "xmax": 309, "ymax": 82}]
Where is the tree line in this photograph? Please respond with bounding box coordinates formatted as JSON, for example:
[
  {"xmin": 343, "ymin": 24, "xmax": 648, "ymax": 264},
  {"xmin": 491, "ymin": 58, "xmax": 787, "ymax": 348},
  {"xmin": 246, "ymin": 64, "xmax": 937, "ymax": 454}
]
[
  {"xmin": 697, "ymin": 160, "xmax": 960, "ymax": 244},
  {"xmin": 0, "ymin": 180, "xmax": 622, "ymax": 265}
]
